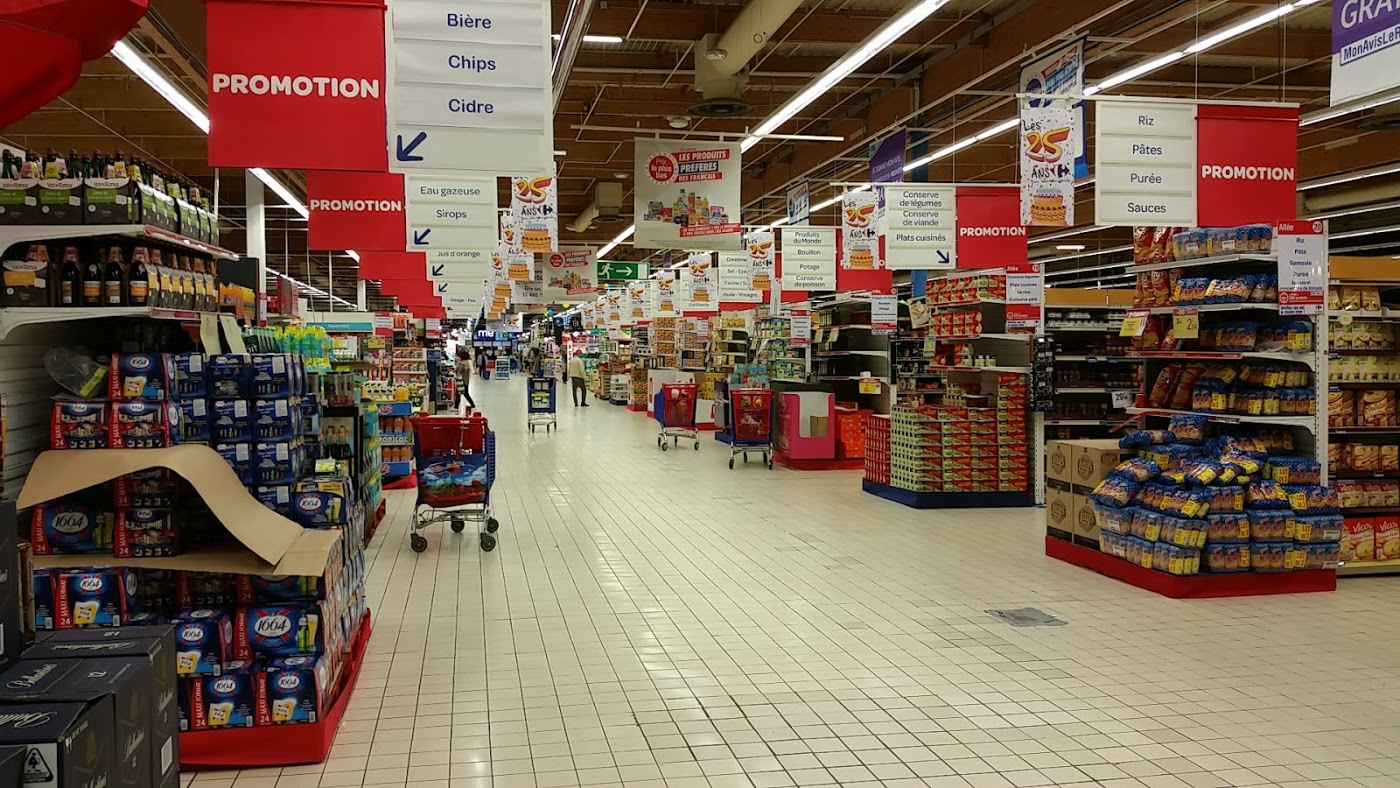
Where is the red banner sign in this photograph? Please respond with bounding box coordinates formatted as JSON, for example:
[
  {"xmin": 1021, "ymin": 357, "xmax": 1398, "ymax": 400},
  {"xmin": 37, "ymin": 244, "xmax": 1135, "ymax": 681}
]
[
  {"xmin": 1196, "ymin": 104, "xmax": 1298, "ymax": 228},
  {"xmin": 955, "ymin": 186, "xmax": 1027, "ymax": 269},
  {"xmin": 308, "ymin": 171, "xmax": 405, "ymax": 251},
  {"xmin": 357, "ymin": 252, "xmax": 425, "ymax": 281},
  {"xmin": 380, "ymin": 278, "xmax": 438, "ymax": 304},
  {"xmin": 206, "ymin": 0, "xmax": 387, "ymax": 171}
]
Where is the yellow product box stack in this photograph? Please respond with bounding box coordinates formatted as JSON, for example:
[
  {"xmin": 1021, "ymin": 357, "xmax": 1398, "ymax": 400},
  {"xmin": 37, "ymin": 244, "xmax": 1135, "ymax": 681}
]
[{"xmin": 888, "ymin": 407, "xmax": 942, "ymax": 492}]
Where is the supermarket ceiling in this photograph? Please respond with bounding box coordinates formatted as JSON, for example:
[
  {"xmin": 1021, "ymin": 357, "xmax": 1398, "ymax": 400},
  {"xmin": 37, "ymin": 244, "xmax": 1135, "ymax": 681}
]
[{"xmin": 3, "ymin": 0, "xmax": 1398, "ymax": 303}]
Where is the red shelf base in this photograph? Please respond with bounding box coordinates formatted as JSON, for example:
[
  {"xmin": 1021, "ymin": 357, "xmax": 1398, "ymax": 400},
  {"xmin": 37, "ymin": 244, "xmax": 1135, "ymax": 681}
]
[
  {"xmin": 1045, "ymin": 537, "xmax": 1336, "ymax": 599},
  {"xmin": 178, "ymin": 610, "xmax": 374, "ymax": 769},
  {"xmin": 363, "ymin": 499, "xmax": 387, "ymax": 548},
  {"xmin": 626, "ymin": 404, "xmax": 647, "ymax": 412},
  {"xmin": 383, "ymin": 471, "xmax": 417, "ymax": 490},
  {"xmin": 773, "ymin": 451, "xmax": 865, "ymax": 471}
]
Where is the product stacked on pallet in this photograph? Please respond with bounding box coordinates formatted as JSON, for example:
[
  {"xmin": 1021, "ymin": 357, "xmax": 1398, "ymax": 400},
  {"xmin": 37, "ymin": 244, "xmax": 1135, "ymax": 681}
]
[
  {"xmin": 863, "ymin": 415, "xmax": 890, "ymax": 485},
  {"xmin": 679, "ymin": 317, "xmax": 708, "ymax": 372}
]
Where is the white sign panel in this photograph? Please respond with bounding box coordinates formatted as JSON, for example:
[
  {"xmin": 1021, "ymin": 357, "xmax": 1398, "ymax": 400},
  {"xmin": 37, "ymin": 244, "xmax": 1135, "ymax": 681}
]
[
  {"xmin": 653, "ymin": 270, "xmax": 679, "ymax": 315},
  {"xmin": 427, "ymin": 260, "xmax": 490, "ymax": 282},
  {"xmin": 840, "ymin": 190, "xmax": 882, "ymax": 270},
  {"xmin": 1277, "ymin": 220, "xmax": 1328, "ymax": 315},
  {"xmin": 634, "ymin": 138, "xmax": 743, "ymax": 251},
  {"xmin": 780, "ymin": 227, "xmax": 836, "ymax": 291},
  {"xmin": 404, "ymin": 175, "xmax": 496, "ymax": 252},
  {"xmin": 884, "ymin": 185, "xmax": 955, "ymax": 270},
  {"xmin": 627, "ymin": 280, "xmax": 652, "ymax": 321},
  {"xmin": 718, "ymin": 252, "xmax": 761, "ymax": 303},
  {"xmin": 685, "ymin": 252, "xmax": 714, "ymax": 308},
  {"xmin": 1095, "ymin": 100, "xmax": 1197, "ymax": 227},
  {"xmin": 1332, "ymin": 3, "xmax": 1400, "ymax": 106},
  {"xmin": 511, "ymin": 279, "xmax": 543, "ymax": 305},
  {"xmin": 388, "ymin": 0, "xmax": 553, "ymax": 174},
  {"xmin": 542, "ymin": 248, "xmax": 597, "ymax": 300}
]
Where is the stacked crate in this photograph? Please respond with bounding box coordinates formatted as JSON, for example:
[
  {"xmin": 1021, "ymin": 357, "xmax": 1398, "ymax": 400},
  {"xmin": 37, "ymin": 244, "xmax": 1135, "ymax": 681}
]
[
  {"xmin": 864, "ymin": 415, "xmax": 890, "ymax": 484},
  {"xmin": 997, "ymin": 373, "xmax": 1030, "ymax": 492},
  {"xmin": 889, "ymin": 407, "xmax": 942, "ymax": 492}
]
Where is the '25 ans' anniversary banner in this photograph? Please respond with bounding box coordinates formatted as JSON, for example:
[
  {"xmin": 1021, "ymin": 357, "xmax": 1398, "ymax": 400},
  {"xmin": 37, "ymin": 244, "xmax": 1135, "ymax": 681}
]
[{"xmin": 634, "ymin": 139, "xmax": 743, "ymax": 251}]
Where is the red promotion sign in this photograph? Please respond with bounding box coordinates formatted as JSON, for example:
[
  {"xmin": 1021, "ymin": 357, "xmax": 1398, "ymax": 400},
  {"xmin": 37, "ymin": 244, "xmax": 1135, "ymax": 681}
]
[
  {"xmin": 955, "ymin": 186, "xmax": 1027, "ymax": 269},
  {"xmin": 308, "ymin": 171, "xmax": 405, "ymax": 251},
  {"xmin": 205, "ymin": 0, "xmax": 387, "ymax": 171},
  {"xmin": 380, "ymin": 278, "xmax": 437, "ymax": 304},
  {"xmin": 1197, "ymin": 104, "xmax": 1298, "ymax": 227},
  {"xmin": 357, "ymin": 252, "xmax": 425, "ymax": 281}
]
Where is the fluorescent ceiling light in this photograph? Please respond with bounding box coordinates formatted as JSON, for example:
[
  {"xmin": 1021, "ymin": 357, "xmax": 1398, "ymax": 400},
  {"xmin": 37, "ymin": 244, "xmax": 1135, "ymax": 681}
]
[
  {"xmin": 1056, "ymin": 244, "xmax": 1086, "ymax": 251},
  {"xmin": 597, "ymin": 225, "xmax": 635, "ymax": 258},
  {"xmin": 110, "ymin": 41, "xmax": 209, "ymax": 132},
  {"xmin": 1088, "ymin": 51, "xmax": 1184, "ymax": 94},
  {"xmin": 1184, "ymin": 4, "xmax": 1295, "ymax": 54},
  {"xmin": 346, "ymin": 250, "xmax": 360, "ymax": 262},
  {"xmin": 251, "ymin": 168, "xmax": 308, "ymax": 219},
  {"xmin": 742, "ymin": 0, "xmax": 953, "ymax": 152},
  {"xmin": 552, "ymin": 34, "xmax": 624, "ymax": 43},
  {"xmin": 1031, "ymin": 225, "xmax": 1107, "ymax": 244},
  {"xmin": 1299, "ymin": 164, "xmax": 1400, "ymax": 191},
  {"xmin": 1302, "ymin": 89, "xmax": 1400, "ymax": 127}
]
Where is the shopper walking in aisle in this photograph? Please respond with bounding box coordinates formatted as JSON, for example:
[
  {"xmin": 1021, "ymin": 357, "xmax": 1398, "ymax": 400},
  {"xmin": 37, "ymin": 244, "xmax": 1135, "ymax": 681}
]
[
  {"xmin": 567, "ymin": 350, "xmax": 589, "ymax": 406},
  {"xmin": 455, "ymin": 349, "xmax": 477, "ymax": 411}
]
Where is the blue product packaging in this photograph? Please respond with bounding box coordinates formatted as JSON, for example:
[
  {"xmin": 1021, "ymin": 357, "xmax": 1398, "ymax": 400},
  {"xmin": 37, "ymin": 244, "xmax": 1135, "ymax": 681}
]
[
  {"xmin": 254, "ymin": 398, "xmax": 300, "ymax": 441},
  {"xmin": 50, "ymin": 400, "xmax": 110, "ymax": 449},
  {"xmin": 292, "ymin": 491, "xmax": 348, "ymax": 527},
  {"xmin": 210, "ymin": 399, "xmax": 251, "ymax": 442},
  {"xmin": 253, "ymin": 484, "xmax": 294, "ymax": 517},
  {"xmin": 109, "ymin": 352, "xmax": 170, "ymax": 400},
  {"xmin": 173, "ymin": 609, "xmax": 234, "ymax": 677},
  {"xmin": 31, "ymin": 501, "xmax": 114, "ymax": 555},
  {"xmin": 114, "ymin": 507, "xmax": 180, "ymax": 558},
  {"xmin": 178, "ymin": 399, "xmax": 210, "ymax": 443},
  {"xmin": 55, "ymin": 567, "xmax": 139, "ymax": 628},
  {"xmin": 216, "ymin": 442, "xmax": 253, "ymax": 485},
  {"xmin": 33, "ymin": 569, "xmax": 57, "ymax": 630},
  {"xmin": 254, "ymin": 441, "xmax": 301, "ymax": 485},
  {"xmin": 109, "ymin": 400, "xmax": 181, "ymax": 448},
  {"xmin": 235, "ymin": 604, "xmax": 326, "ymax": 660},
  {"xmin": 251, "ymin": 354, "xmax": 294, "ymax": 398},
  {"xmin": 192, "ymin": 661, "xmax": 258, "ymax": 729},
  {"xmin": 171, "ymin": 352, "xmax": 208, "ymax": 399},
  {"xmin": 236, "ymin": 574, "xmax": 326, "ymax": 605},
  {"xmin": 207, "ymin": 354, "xmax": 249, "ymax": 397},
  {"xmin": 259, "ymin": 655, "xmax": 329, "ymax": 725}
]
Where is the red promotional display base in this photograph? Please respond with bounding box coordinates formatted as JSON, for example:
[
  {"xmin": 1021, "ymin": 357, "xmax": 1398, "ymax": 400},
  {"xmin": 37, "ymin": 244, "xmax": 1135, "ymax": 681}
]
[
  {"xmin": 179, "ymin": 611, "xmax": 374, "ymax": 769},
  {"xmin": 384, "ymin": 471, "xmax": 417, "ymax": 490},
  {"xmin": 627, "ymin": 404, "xmax": 647, "ymax": 412},
  {"xmin": 1045, "ymin": 537, "xmax": 1336, "ymax": 599},
  {"xmin": 774, "ymin": 451, "xmax": 864, "ymax": 471}
]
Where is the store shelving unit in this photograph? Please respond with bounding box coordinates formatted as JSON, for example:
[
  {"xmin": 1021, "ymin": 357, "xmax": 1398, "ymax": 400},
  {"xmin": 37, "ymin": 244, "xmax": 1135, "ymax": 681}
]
[
  {"xmin": 1042, "ymin": 295, "xmax": 1136, "ymax": 440},
  {"xmin": 0, "ymin": 222, "xmax": 237, "ymax": 260}
]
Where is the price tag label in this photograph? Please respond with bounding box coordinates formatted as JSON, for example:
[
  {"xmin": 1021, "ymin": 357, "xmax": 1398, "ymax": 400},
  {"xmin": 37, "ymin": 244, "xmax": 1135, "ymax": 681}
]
[
  {"xmin": 859, "ymin": 378, "xmax": 880, "ymax": 395},
  {"xmin": 1119, "ymin": 309, "xmax": 1150, "ymax": 338},
  {"xmin": 315, "ymin": 458, "xmax": 338, "ymax": 474},
  {"xmin": 1110, "ymin": 390, "xmax": 1135, "ymax": 409},
  {"xmin": 1172, "ymin": 307, "xmax": 1199, "ymax": 340}
]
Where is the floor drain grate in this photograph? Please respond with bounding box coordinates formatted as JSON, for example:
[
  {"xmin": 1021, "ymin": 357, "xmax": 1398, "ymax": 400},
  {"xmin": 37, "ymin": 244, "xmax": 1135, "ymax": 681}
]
[{"xmin": 986, "ymin": 608, "xmax": 1066, "ymax": 627}]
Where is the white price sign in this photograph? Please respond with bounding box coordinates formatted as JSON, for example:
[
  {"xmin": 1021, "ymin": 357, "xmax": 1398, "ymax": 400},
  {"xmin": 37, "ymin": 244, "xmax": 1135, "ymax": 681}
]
[
  {"xmin": 1005, "ymin": 262, "xmax": 1043, "ymax": 329},
  {"xmin": 1277, "ymin": 220, "xmax": 1327, "ymax": 315},
  {"xmin": 790, "ymin": 311, "xmax": 811, "ymax": 348},
  {"xmin": 871, "ymin": 293, "xmax": 898, "ymax": 334}
]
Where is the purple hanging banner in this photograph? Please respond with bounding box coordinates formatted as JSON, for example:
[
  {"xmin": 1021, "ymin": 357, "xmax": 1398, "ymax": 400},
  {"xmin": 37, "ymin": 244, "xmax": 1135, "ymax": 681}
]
[{"xmin": 868, "ymin": 129, "xmax": 907, "ymax": 184}]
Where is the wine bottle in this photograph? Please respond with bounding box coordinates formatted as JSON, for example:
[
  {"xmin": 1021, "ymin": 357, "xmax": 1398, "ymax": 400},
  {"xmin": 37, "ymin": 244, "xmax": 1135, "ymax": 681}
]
[
  {"xmin": 60, "ymin": 246, "xmax": 81, "ymax": 306},
  {"xmin": 82, "ymin": 247, "xmax": 104, "ymax": 307},
  {"xmin": 128, "ymin": 247, "xmax": 150, "ymax": 307},
  {"xmin": 105, "ymin": 246, "xmax": 127, "ymax": 306}
]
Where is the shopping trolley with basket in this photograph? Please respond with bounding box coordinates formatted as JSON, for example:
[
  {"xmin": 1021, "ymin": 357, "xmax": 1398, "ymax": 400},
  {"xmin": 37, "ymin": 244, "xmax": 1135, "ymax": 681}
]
[
  {"xmin": 527, "ymin": 376, "xmax": 557, "ymax": 433},
  {"xmin": 408, "ymin": 412, "xmax": 501, "ymax": 553},
  {"xmin": 726, "ymin": 387, "xmax": 774, "ymax": 469},
  {"xmin": 654, "ymin": 382, "xmax": 700, "ymax": 451}
]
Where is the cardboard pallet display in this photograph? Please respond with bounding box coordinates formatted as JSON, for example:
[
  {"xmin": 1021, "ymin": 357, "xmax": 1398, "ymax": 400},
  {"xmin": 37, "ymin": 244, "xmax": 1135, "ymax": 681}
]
[{"xmin": 18, "ymin": 445, "xmax": 340, "ymax": 576}]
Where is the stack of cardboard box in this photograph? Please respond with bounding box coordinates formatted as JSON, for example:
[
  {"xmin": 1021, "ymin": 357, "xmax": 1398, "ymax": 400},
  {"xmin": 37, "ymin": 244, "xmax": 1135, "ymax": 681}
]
[{"xmin": 1045, "ymin": 439, "xmax": 1134, "ymax": 547}]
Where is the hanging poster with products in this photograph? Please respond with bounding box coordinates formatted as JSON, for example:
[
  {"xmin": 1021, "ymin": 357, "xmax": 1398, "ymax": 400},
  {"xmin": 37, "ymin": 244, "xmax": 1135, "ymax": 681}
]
[
  {"xmin": 870, "ymin": 293, "xmax": 898, "ymax": 334},
  {"xmin": 542, "ymin": 248, "xmax": 597, "ymax": 300},
  {"xmin": 884, "ymin": 185, "xmax": 955, "ymax": 270},
  {"xmin": 605, "ymin": 289, "xmax": 626, "ymax": 325},
  {"xmin": 653, "ymin": 269, "xmax": 679, "ymax": 314},
  {"xmin": 634, "ymin": 138, "xmax": 742, "ymax": 250},
  {"xmin": 510, "ymin": 175, "xmax": 558, "ymax": 253},
  {"xmin": 582, "ymin": 303, "xmax": 596, "ymax": 330},
  {"xmin": 746, "ymin": 230, "xmax": 775, "ymax": 291},
  {"xmin": 628, "ymin": 280, "xmax": 652, "ymax": 321},
  {"xmin": 718, "ymin": 252, "xmax": 761, "ymax": 303},
  {"xmin": 687, "ymin": 252, "xmax": 714, "ymax": 305},
  {"xmin": 781, "ymin": 227, "xmax": 836, "ymax": 290},
  {"xmin": 1018, "ymin": 103, "xmax": 1075, "ymax": 227},
  {"xmin": 1331, "ymin": 2, "xmax": 1400, "ymax": 105},
  {"xmin": 1276, "ymin": 220, "xmax": 1327, "ymax": 315},
  {"xmin": 1019, "ymin": 39, "xmax": 1087, "ymax": 179},
  {"xmin": 1005, "ymin": 262, "xmax": 1043, "ymax": 329},
  {"xmin": 840, "ymin": 190, "xmax": 882, "ymax": 269},
  {"xmin": 206, "ymin": 0, "xmax": 387, "ymax": 171}
]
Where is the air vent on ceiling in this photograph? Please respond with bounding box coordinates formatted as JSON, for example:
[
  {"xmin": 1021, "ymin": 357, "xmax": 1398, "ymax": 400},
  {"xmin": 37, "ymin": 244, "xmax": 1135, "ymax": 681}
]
[{"xmin": 688, "ymin": 96, "xmax": 754, "ymax": 118}]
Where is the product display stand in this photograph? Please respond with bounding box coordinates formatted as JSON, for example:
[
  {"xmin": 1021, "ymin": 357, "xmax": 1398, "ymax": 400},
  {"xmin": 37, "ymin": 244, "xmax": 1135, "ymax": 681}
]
[{"xmin": 378, "ymin": 400, "xmax": 416, "ymax": 486}]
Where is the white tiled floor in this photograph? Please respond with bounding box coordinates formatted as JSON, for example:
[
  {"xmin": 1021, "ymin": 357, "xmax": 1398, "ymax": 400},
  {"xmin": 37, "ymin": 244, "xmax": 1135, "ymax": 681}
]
[{"xmin": 186, "ymin": 376, "xmax": 1400, "ymax": 788}]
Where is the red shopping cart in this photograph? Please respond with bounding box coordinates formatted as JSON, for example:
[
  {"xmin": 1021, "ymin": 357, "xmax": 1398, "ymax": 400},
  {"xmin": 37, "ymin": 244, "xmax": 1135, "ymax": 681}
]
[
  {"xmin": 654, "ymin": 382, "xmax": 700, "ymax": 451},
  {"xmin": 408, "ymin": 412, "xmax": 500, "ymax": 553},
  {"xmin": 726, "ymin": 388, "xmax": 773, "ymax": 469}
]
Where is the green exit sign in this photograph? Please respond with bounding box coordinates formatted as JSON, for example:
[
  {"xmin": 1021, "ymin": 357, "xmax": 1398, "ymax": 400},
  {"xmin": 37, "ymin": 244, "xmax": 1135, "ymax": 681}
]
[{"xmin": 597, "ymin": 261, "xmax": 648, "ymax": 280}]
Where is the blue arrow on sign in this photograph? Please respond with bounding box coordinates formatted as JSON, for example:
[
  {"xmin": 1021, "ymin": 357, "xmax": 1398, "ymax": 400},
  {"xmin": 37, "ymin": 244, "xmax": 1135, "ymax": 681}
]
[
  {"xmin": 396, "ymin": 132, "xmax": 427, "ymax": 162},
  {"xmin": 431, "ymin": 264, "xmax": 445, "ymax": 276},
  {"xmin": 936, "ymin": 250, "xmax": 950, "ymax": 266},
  {"xmin": 412, "ymin": 228, "xmax": 432, "ymax": 245}
]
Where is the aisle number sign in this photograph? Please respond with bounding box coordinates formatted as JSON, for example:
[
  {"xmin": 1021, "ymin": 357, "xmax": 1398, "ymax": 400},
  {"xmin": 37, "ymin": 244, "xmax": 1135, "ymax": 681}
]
[
  {"xmin": 1277, "ymin": 220, "xmax": 1328, "ymax": 315},
  {"xmin": 1119, "ymin": 309, "xmax": 1150, "ymax": 338},
  {"xmin": 1172, "ymin": 307, "xmax": 1199, "ymax": 339},
  {"xmin": 388, "ymin": 0, "xmax": 553, "ymax": 174}
]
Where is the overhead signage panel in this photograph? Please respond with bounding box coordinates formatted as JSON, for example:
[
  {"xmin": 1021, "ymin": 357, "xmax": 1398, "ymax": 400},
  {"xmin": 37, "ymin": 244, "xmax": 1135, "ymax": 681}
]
[
  {"xmin": 1095, "ymin": 99, "xmax": 1197, "ymax": 227},
  {"xmin": 404, "ymin": 174, "xmax": 496, "ymax": 254},
  {"xmin": 884, "ymin": 185, "xmax": 955, "ymax": 270},
  {"xmin": 780, "ymin": 227, "xmax": 836, "ymax": 291}
]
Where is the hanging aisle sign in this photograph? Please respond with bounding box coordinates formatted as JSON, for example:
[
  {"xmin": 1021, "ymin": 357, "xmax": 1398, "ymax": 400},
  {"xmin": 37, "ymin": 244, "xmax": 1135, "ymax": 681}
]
[
  {"xmin": 746, "ymin": 230, "xmax": 775, "ymax": 291},
  {"xmin": 634, "ymin": 139, "xmax": 743, "ymax": 251},
  {"xmin": 786, "ymin": 182, "xmax": 810, "ymax": 226},
  {"xmin": 206, "ymin": 0, "xmax": 387, "ymax": 171},
  {"xmin": 686, "ymin": 252, "xmax": 714, "ymax": 307},
  {"xmin": 510, "ymin": 175, "xmax": 558, "ymax": 253},
  {"xmin": 542, "ymin": 248, "xmax": 597, "ymax": 300},
  {"xmin": 1196, "ymin": 104, "xmax": 1298, "ymax": 227},
  {"xmin": 1019, "ymin": 103, "xmax": 1075, "ymax": 227},
  {"xmin": 1094, "ymin": 99, "xmax": 1197, "ymax": 227},
  {"xmin": 955, "ymin": 186, "xmax": 1027, "ymax": 269},
  {"xmin": 884, "ymin": 185, "xmax": 955, "ymax": 270},
  {"xmin": 307, "ymin": 171, "xmax": 406, "ymax": 251},
  {"xmin": 840, "ymin": 191, "xmax": 882, "ymax": 270},
  {"xmin": 628, "ymin": 280, "xmax": 652, "ymax": 321},
  {"xmin": 404, "ymin": 174, "xmax": 496, "ymax": 252},
  {"xmin": 1005, "ymin": 262, "xmax": 1043, "ymax": 329},
  {"xmin": 718, "ymin": 252, "xmax": 761, "ymax": 303},
  {"xmin": 428, "ymin": 259, "xmax": 491, "ymax": 282},
  {"xmin": 781, "ymin": 228, "xmax": 836, "ymax": 290},
  {"xmin": 388, "ymin": 0, "xmax": 553, "ymax": 174},
  {"xmin": 1019, "ymin": 40, "xmax": 1087, "ymax": 179},
  {"xmin": 1276, "ymin": 220, "xmax": 1327, "ymax": 315},
  {"xmin": 1332, "ymin": 2, "xmax": 1400, "ymax": 106},
  {"xmin": 653, "ymin": 270, "xmax": 679, "ymax": 314}
]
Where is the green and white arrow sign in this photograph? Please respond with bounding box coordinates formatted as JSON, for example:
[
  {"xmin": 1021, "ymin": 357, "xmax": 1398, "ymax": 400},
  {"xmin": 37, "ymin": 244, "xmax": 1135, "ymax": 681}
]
[{"xmin": 596, "ymin": 261, "xmax": 648, "ymax": 280}]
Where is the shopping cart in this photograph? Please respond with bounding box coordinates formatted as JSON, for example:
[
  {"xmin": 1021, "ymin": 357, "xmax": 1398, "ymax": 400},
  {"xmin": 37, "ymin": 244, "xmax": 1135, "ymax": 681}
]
[
  {"xmin": 408, "ymin": 412, "xmax": 501, "ymax": 553},
  {"xmin": 726, "ymin": 388, "xmax": 774, "ymax": 469},
  {"xmin": 527, "ymin": 377, "xmax": 557, "ymax": 433},
  {"xmin": 654, "ymin": 382, "xmax": 700, "ymax": 451}
]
